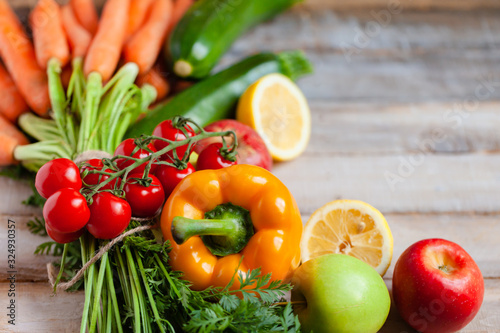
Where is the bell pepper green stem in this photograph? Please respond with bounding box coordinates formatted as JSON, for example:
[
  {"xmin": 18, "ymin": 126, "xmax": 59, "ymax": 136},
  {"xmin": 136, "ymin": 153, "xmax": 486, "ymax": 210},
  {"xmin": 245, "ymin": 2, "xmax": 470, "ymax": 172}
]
[
  {"xmin": 172, "ymin": 217, "xmax": 239, "ymax": 244},
  {"xmin": 172, "ymin": 203, "xmax": 254, "ymax": 256}
]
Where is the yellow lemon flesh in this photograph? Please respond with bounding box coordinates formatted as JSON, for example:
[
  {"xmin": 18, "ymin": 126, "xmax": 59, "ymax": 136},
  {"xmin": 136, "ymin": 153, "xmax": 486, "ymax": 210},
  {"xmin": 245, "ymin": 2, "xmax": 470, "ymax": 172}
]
[
  {"xmin": 301, "ymin": 199, "xmax": 394, "ymax": 276},
  {"xmin": 236, "ymin": 73, "xmax": 311, "ymax": 161}
]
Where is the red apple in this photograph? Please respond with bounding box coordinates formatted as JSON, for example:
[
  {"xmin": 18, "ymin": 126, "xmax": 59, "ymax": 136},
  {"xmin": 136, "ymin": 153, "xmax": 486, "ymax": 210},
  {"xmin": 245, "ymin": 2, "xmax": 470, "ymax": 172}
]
[
  {"xmin": 392, "ymin": 238, "xmax": 484, "ymax": 333},
  {"xmin": 194, "ymin": 119, "xmax": 272, "ymax": 171}
]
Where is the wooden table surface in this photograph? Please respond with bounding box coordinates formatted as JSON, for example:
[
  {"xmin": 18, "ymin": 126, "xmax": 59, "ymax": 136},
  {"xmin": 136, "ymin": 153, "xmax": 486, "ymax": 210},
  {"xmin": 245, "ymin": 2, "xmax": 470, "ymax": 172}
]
[{"xmin": 1, "ymin": 0, "xmax": 500, "ymax": 332}]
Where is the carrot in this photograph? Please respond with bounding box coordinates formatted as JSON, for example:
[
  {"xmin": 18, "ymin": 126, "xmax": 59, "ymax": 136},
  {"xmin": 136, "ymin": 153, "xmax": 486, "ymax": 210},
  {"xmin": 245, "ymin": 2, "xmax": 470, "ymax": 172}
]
[
  {"xmin": 0, "ymin": 0, "xmax": 50, "ymax": 116},
  {"xmin": 30, "ymin": 0, "xmax": 70, "ymax": 69},
  {"xmin": 123, "ymin": 0, "xmax": 173, "ymax": 75},
  {"xmin": 0, "ymin": 114, "xmax": 29, "ymax": 166},
  {"xmin": 169, "ymin": 0, "xmax": 194, "ymax": 35},
  {"xmin": 61, "ymin": 4, "xmax": 91, "ymax": 58},
  {"xmin": 69, "ymin": 0, "xmax": 98, "ymax": 35},
  {"xmin": 0, "ymin": 62, "xmax": 28, "ymax": 123},
  {"xmin": 126, "ymin": 0, "xmax": 155, "ymax": 40},
  {"xmin": 136, "ymin": 67, "xmax": 170, "ymax": 102},
  {"xmin": 84, "ymin": 0, "xmax": 131, "ymax": 81}
]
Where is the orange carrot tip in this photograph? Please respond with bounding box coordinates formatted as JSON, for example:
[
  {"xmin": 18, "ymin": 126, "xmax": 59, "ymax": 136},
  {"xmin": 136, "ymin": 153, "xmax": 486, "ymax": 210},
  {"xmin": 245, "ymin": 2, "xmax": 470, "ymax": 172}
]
[
  {"xmin": 0, "ymin": 114, "xmax": 29, "ymax": 166},
  {"xmin": 30, "ymin": 0, "xmax": 70, "ymax": 69},
  {"xmin": 0, "ymin": 62, "xmax": 29, "ymax": 123},
  {"xmin": 84, "ymin": 0, "xmax": 131, "ymax": 81}
]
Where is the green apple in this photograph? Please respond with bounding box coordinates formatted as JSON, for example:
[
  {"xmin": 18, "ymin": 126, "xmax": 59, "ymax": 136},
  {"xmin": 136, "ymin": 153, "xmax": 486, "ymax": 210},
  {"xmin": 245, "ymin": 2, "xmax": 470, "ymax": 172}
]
[{"xmin": 291, "ymin": 254, "xmax": 390, "ymax": 333}]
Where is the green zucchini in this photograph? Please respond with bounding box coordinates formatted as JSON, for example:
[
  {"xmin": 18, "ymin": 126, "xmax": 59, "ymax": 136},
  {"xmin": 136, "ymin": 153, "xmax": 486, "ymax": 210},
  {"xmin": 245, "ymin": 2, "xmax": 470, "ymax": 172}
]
[
  {"xmin": 169, "ymin": 0, "xmax": 302, "ymax": 79},
  {"xmin": 125, "ymin": 51, "xmax": 312, "ymax": 138}
]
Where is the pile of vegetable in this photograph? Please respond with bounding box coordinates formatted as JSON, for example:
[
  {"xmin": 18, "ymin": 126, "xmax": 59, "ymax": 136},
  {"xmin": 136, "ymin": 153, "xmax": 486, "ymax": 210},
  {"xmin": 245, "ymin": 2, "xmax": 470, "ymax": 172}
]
[{"xmin": 0, "ymin": 0, "xmax": 314, "ymax": 332}]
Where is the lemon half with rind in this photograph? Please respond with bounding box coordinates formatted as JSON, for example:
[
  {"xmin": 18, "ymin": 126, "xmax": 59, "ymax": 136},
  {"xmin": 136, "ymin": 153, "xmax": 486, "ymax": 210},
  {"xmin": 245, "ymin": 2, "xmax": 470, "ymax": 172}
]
[
  {"xmin": 301, "ymin": 200, "xmax": 394, "ymax": 276},
  {"xmin": 236, "ymin": 73, "xmax": 311, "ymax": 161}
]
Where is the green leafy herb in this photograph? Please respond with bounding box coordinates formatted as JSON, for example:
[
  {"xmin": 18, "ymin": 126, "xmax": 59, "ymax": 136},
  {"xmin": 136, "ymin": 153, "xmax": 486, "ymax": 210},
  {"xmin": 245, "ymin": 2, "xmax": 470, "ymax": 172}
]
[{"xmin": 27, "ymin": 217, "xmax": 47, "ymax": 236}]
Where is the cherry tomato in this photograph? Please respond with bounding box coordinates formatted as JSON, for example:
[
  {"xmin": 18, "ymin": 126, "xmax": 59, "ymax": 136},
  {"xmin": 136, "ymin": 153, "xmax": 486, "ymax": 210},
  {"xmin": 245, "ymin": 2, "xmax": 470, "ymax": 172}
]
[
  {"xmin": 80, "ymin": 159, "xmax": 121, "ymax": 190},
  {"xmin": 124, "ymin": 174, "xmax": 165, "ymax": 217},
  {"xmin": 155, "ymin": 163, "xmax": 195, "ymax": 198},
  {"xmin": 35, "ymin": 158, "xmax": 82, "ymax": 199},
  {"xmin": 86, "ymin": 192, "xmax": 131, "ymax": 239},
  {"xmin": 114, "ymin": 139, "xmax": 157, "ymax": 174},
  {"xmin": 152, "ymin": 119, "xmax": 195, "ymax": 160},
  {"xmin": 197, "ymin": 143, "xmax": 237, "ymax": 170},
  {"xmin": 45, "ymin": 224, "xmax": 84, "ymax": 244},
  {"xmin": 43, "ymin": 188, "xmax": 90, "ymax": 234}
]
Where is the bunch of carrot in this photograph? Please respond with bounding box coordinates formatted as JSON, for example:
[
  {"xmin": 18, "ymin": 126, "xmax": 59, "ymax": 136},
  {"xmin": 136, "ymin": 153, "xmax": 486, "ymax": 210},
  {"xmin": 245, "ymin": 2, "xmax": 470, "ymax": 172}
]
[{"xmin": 0, "ymin": 0, "xmax": 194, "ymax": 167}]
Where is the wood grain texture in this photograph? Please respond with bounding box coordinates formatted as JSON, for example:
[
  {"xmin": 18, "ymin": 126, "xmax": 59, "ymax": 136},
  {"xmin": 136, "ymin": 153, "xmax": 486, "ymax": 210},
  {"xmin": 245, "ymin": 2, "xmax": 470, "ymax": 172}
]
[
  {"xmin": 219, "ymin": 9, "xmax": 500, "ymax": 103},
  {"xmin": 0, "ymin": 177, "xmax": 40, "ymax": 216},
  {"xmin": 306, "ymin": 101, "xmax": 500, "ymax": 156},
  {"xmin": 0, "ymin": 215, "xmax": 57, "ymax": 282},
  {"xmin": 0, "ymin": 283, "xmax": 84, "ymax": 333},
  {"xmin": 274, "ymin": 154, "xmax": 500, "ymax": 215}
]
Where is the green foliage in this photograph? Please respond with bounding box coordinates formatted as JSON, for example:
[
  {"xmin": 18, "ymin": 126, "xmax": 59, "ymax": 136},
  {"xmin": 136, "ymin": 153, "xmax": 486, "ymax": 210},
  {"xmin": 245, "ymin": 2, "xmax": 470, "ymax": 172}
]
[{"xmin": 27, "ymin": 217, "xmax": 47, "ymax": 236}]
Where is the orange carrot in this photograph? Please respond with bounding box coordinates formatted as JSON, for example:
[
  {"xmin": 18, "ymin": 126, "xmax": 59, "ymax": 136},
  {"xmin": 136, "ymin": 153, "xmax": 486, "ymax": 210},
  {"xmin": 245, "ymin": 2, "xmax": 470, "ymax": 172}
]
[
  {"xmin": 30, "ymin": 0, "xmax": 70, "ymax": 69},
  {"xmin": 169, "ymin": 0, "xmax": 194, "ymax": 35},
  {"xmin": 0, "ymin": 0, "xmax": 50, "ymax": 116},
  {"xmin": 136, "ymin": 67, "xmax": 170, "ymax": 102},
  {"xmin": 123, "ymin": 0, "xmax": 173, "ymax": 75},
  {"xmin": 0, "ymin": 62, "xmax": 29, "ymax": 123},
  {"xmin": 84, "ymin": 0, "xmax": 131, "ymax": 81},
  {"xmin": 61, "ymin": 4, "xmax": 91, "ymax": 58},
  {"xmin": 69, "ymin": 0, "xmax": 98, "ymax": 35},
  {"xmin": 126, "ymin": 0, "xmax": 155, "ymax": 40},
  {"xmin": 0, "ymin": 114, "xmax": 29, "ymax": 166}
]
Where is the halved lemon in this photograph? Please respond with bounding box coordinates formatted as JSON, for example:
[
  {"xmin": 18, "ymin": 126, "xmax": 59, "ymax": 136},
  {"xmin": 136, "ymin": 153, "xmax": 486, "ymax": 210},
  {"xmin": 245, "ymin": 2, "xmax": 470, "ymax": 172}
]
[
  {"xmin": 236, "ymin": 73, "xmax": 311, "ymax": 161},
  {"xmin": 301, "ymin": 200, "xmax": 394, "ymax": 276}
]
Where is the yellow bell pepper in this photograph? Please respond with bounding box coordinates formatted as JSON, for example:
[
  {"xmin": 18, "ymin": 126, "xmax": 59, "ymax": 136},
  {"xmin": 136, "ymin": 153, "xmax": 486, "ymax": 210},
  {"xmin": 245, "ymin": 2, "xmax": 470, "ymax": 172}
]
[{"xmin": 161, "ymin": 164, "xmax": 303, "ymax": 291}]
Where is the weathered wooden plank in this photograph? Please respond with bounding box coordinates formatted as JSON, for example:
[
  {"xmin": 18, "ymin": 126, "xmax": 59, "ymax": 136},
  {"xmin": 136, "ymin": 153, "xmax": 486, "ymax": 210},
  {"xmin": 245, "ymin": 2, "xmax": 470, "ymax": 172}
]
[
  {"xmin": 0, "ymin": 177, "xmax": 40, "ymax": 216},
  {"xmin": 303, "ymin": 0, "xmax": 500, "ymax": 11},
  {"xmin": 0, "ymin": 282, "xmax": 84, "ymax": 332},
  {"xmin": 306, "ymin": 101, "xmax": 500, "ymax": 156},
  {"xmin": 0, "ymin": 215, "xmax": 56, "ymax": 282},
  {"xmin": 219, "ymin": 9, "xmax": 500, "ymax": 103},
  {"xmin": 274, "ymin": 154, "xmax": 500, "ymax": 215},
  {"xmin": 1, "ymin": 279, "xmax": 498, "ymax": 332}
]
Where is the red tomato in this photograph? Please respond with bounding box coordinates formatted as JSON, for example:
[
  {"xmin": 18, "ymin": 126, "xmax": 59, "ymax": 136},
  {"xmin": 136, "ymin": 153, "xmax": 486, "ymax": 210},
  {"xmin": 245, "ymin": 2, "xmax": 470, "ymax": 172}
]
[
  {"xmin": 43, "ymin": 188, "xmax": 90, "ymax": 234},
  {"xmin": 86, "ymin": 192, "xmax": 131, "ymax": 239},
  {"xmin": 152, "ymin": 119, "xmax": 195, "ymax": 160},
  {"xmin": 124, "ymin": 174, "xmax": 165, "ymax": 217},
  {"xmin": 80, "ymin": 159, "xmax": 121, "ymax": 190},
  {"xmin": 45, "ymin": 224, "xmax": 84, "ymax": 244},
  {"xmin": 194, "ymin": 119, "xmax": 272, "ymax": 171},
  {"xmin": 114, "ymin": 139, "xmax": 157, "ymax": 174},
  {"xmin": 154, "ymin": 163, "xmax": 195, "ymax": 198},
  {"xmin": 35, "ymin": 158, "xmax": 82, "ymax": 199},
  {"xmin": 197, "ymin": 143, "xmax": 237, "ymax": 170}
]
